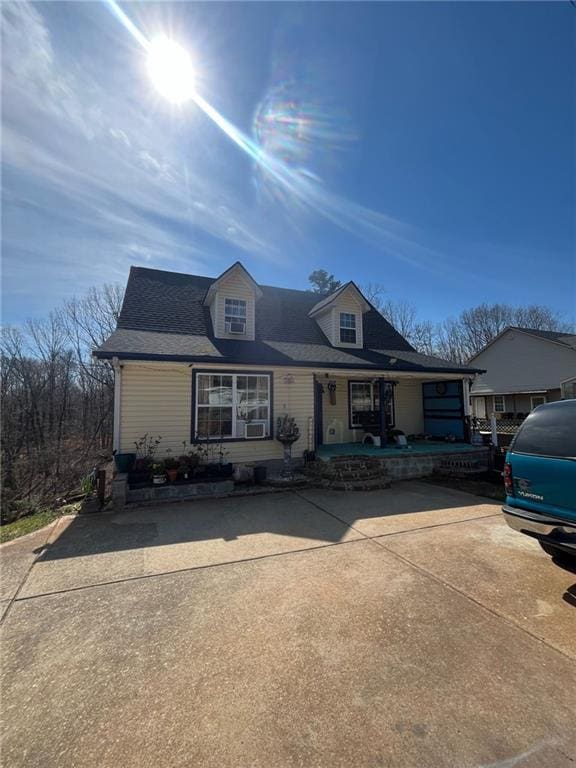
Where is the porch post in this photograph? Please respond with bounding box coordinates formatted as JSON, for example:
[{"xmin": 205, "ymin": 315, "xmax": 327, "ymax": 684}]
[
  {"xmin": 112, "ymin": 357, "xmax": 121, "ymax": 454},
  {"xmin": 378, "ymin": 378, "xmax": 388, "ymax": 447}
]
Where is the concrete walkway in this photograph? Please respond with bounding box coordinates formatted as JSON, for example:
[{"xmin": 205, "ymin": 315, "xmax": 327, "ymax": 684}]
[{"xmin": 2, "ymin": 481, "xmax": 575, "ymax": 767}]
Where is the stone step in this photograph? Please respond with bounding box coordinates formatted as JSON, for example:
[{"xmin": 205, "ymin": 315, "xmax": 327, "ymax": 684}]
[{"xmin": 305, "ymin": 470, "xmax": 387, "ymax": 484}]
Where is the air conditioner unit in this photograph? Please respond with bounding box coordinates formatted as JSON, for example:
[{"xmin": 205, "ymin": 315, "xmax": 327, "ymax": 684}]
[
  {"xmin": 226, "ymin": 320, "xmax": 246, "ymax": 335},
  {"xmin": 245, "ymin": 422, "xmax": 266, "ymax": 439}
]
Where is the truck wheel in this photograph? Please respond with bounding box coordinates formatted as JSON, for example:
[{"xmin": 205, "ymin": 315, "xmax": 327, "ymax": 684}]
[{"xmin": 539, "ymin": 541, "xmax": 575, "ymax": 563}]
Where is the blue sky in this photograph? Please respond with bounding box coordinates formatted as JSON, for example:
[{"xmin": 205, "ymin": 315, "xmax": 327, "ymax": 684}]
[{"xmin": 2, "ymin": 1, "xmax": 574, "ymax": 326}]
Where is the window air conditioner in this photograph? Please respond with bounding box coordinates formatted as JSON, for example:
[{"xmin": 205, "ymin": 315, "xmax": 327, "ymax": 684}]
[
  {"xmin": 226, "ymin": 320, "xmax": 246, "ymax": 334},
  {"xmin": 245, "ymin": 422, "xmax": 266, "ymax": 439}
]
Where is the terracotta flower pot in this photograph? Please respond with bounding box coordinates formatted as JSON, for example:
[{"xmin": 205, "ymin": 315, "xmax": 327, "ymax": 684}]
[{"xmin": 166, "ymin": 468, "xmax": 178, "ymax": 483}]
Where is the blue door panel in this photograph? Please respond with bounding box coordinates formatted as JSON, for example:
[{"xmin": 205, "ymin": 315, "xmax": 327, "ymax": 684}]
[{"xmin": 422, "ymin": 381, "xmax": 465, "ymax": 440}]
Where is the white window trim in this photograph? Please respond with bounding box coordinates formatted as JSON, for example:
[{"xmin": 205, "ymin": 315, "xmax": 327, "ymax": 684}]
[
  {"xmin": 339, "ymin": 312, "xmax": 357, "ymax": 345},
  {"xmin": 530, "ymin": 395, "xmax": 547, "ymax": 410},
  {"xmin": 224, "ymin": 297, "xmax": 247, "ymax": 323},
  {"xmin": 493, "ymin": 395, "xmax": 506, "ymax": 413},
  {"xmin": 195, "ymin": 372, "xmax": 271, "ymax": 441}
]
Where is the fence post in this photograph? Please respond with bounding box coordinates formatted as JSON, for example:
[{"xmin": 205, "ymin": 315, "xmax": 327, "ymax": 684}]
[{"xmin": 490, "ymin": 414, "xmax": 498, "ymax": 447}]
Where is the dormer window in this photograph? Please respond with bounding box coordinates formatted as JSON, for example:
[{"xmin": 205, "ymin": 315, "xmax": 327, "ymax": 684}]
[
  {"xmin": 339, "ymin": 312, "xmax": 357, "ymax": 344},
  {"xmin": 224, "ymin": 298, "xmax": 247, "ymax": 335}
]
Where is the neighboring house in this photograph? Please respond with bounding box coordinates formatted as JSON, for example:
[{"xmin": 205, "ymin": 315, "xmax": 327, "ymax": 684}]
[
  {"xmin": 469, "ymin": 327, "xmax": 576, "ymax": 418},
  {"xmin": 94, "ymin": 262, "xmax": 482, "ymax": 467}
]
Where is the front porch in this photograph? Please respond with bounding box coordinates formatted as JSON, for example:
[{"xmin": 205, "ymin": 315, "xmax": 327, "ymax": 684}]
[{"xmin": 314, "ymin": 371, "xmax": 472, "ymax": 452}]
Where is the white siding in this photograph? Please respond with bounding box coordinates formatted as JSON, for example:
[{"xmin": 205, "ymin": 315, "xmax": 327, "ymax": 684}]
[
  {"xmin": 333, "ymin": 292, "xmax": 364, "ymax": 349},
  {"xmin": 119, "ymin": 363, "xmax": 442, "ymax": 462},
  {"xmin": 312, "ymin": 287, "xmax": 365, "ymax": 348},
  {"xmin": 120, "ymin": 362, "xmax": 315, "ymax": 463},
  {"xmin": 208, "ymin": 271, "xmax": 257, "ymax": 340},
  {"xmin": 470, "ymin": 330, "xmax": 576, "ymax": 395},
  {"xmin": 316, "ymin": 309, "xmax": 335, "ymax": 345},
  {"xmin": 120, "ymin": 363, "xmax": 192, "ymax": 456},
  {"xmin": 394, "ymin": 380, "xmax": 424, "ymax": 435},
  {"xmin": 321, "ymin": 377, "xmax": 356, "ymax": 443}
]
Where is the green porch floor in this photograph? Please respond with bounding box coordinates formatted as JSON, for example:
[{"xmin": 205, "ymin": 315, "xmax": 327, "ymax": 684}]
[{"xmin": 316, "ymin": 441, "xmax": 484, "ymax": 461}]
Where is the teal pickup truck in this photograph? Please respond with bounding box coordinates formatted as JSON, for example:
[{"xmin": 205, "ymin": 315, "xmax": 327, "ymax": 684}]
[{"xmin": 502, "ymin": 399, "xmax": 576, "ymax": 563}]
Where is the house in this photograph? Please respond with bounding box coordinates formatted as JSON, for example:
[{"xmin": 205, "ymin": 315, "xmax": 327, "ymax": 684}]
[
  {"xmin": 469, "ymin": 327, "xmax": 576, "ymax": 419},
  {"xmin": 94, "ymin": 262, "xmax": 483, "ymax": 471}
]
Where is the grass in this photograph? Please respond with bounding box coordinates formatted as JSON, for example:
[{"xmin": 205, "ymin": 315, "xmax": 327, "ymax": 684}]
[{"xmin": 0, "ymin": 503, "xmax": 80, "ymax": 545}]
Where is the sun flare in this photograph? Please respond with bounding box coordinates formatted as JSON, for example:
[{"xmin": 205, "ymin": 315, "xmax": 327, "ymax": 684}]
[{"xmin": 147, "ymin": 36, "xmax": 196, "ymax": 104}]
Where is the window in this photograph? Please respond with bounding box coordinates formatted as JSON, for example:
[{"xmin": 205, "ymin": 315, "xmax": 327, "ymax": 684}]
[
  {"xmin": 224, "ymin": 298, "xmax": 247, "ymax": 324},
  {"xmin": 530, "ymin": 396, "xmax": 546, "ymax": 410},
  {"xmin": 493, "ymin": 395, "xmax": 506, "ymax": 413},
  {"xmin": 339, "ymin": 312, "xmax": 357, "ymax": 344},
  {"xmin": 512, "ymin": 401, "xmax": 576, "ymax": 457},
  {"xmin": 195, "ymin": 373, "xmax": 270, "ymax": 439},
  {"xmin": 349, "ymin": 381, "xmax": 394, "ymax": 428}
]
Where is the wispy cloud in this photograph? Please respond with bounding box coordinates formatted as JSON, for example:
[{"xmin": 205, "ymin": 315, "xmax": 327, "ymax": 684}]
[{"xmin": 1, "ymin": 1, "xmax": 276, "ymax": 319}]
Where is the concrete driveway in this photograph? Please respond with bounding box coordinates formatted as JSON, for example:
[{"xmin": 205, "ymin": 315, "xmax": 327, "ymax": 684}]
[{"xmin": 2, "ymin": 481, "xmax": 575, "ymax": 768}]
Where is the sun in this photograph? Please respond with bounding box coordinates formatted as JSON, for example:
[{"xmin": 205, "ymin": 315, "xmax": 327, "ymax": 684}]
[{"xmin": 147, "ymin": 36, "xmax": 196, "ymax": 104}]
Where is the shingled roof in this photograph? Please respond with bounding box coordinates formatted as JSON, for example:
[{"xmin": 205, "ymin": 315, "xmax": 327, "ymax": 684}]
[{"xmin": 95, "ymin": 266, "xmax": 482, "ymax": 374}]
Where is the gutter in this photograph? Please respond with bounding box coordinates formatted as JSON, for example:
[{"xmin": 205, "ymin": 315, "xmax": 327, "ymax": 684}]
[{"xmin": 93, "ymin": 350, "xmax": 484, "ymax": 375}]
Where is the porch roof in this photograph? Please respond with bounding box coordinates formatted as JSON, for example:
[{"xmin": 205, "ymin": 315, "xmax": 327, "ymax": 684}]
[{"xmin": 94, "ymin": 328, "xmax": 483, "ymax": 375}]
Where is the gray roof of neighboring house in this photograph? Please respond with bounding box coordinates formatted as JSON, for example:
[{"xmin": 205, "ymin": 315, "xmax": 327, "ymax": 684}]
[{"xmin": 94, "ymin": 266, "xmax": 482, "ymax": 374}]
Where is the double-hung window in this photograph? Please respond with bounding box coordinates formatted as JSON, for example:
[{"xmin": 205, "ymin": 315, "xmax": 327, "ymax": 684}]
[
  {"xmin": 224, "ymin": 298, "xmax": 247, "ymax": 325},
  {"xmin": 339, "ymin": 312, "xmax": 357, "ymax": 344},
  {"xmin": 349, "ymin": 381, "xmax": 394, "ymax": 428},
  {"xmin": 195, "ymin": 373, "xmax": 270, "ymax": 439},
  {"xmin": 493, "ymin": 395, "xmax": 506, "ymax": 413}
]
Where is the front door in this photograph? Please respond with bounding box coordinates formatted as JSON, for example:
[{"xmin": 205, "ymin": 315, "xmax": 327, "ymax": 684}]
[{"xmin": 474, "ymin": 397, "xmax": 486, "ymax": 419}]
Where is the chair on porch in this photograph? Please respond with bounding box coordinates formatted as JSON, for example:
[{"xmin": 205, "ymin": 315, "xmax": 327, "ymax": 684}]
[
  {"xmin": 356, "ymin": 410, "xmax": 381, "ymax": 433},
  {"xmin": 356, "ymin": 410, "xmax": 383, "ymax": 446}
]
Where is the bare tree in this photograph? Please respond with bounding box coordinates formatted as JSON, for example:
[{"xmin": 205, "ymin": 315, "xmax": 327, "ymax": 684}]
[{"xmin": 1, "ymin": 284, "xmax": 124, "ymax": 522}]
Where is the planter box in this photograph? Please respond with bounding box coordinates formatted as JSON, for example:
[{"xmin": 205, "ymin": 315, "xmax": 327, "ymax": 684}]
[{"xmin": 127, "ymin": 479, "xmax": 235, "ymax": 505}]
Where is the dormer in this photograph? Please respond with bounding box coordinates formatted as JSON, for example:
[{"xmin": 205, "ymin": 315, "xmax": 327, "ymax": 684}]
[
  {"xmin": 204, "ymin": 262, "xmax": 262, "ymax": 341},
  {"xmin": 308, "ymin": 282, "xmax": 371, "ymax": 348}
]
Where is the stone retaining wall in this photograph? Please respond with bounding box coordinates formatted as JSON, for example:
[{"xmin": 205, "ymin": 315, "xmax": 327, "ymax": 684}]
[
  {"xmin": 111, "ymin": 474, "xmax": 236, "ymax": 509},
  {"xmin": 376, "ymin": 448, "xmax": 489, "ymax": 481}
]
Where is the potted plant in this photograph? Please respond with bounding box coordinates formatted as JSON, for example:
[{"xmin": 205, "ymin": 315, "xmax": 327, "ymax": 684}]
[
  {"xmin": 193, "ymin": 434, "xmax": 221, "ymax": 478},
  {"xmin": 130, "ymin": 456, "xmax": 151, "ymax": 485},
  {"xmin": 164, "ymin": 457, "xmax": 179, "ymax": 483},
  {"xmin": 177, "ymin": 453, "xmax": 199, "ymax": 481},
  {"xmin": 217, "ymin": 441, "xmax": 234, "ymax": 477},
  {"xmin": 151, "ymin": 461, "xmax": 166, "ymax": 485},
  {"xmin": 131, "ymin": 434, "xmax": 163, "ymax": 484}
]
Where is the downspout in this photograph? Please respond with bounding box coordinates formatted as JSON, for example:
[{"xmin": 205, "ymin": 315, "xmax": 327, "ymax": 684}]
[{"xmin": 112, "ymin": 357, "xmax": 122, "ymax": 454}]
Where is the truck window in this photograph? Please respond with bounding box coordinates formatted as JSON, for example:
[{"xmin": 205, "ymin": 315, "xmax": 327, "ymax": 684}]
[{"xmin": 512, "ymin": 402, "xmax": 576, "ymax": 458}]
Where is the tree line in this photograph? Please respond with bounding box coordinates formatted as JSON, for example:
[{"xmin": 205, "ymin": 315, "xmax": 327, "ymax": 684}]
[
  {"xmin": 308, "ymin": 269, "xmax": 572, "ymax": 363},
  {"xmin": 1, "ymin": 285, "xmax": 123, "ymax": 521}
]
